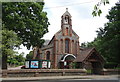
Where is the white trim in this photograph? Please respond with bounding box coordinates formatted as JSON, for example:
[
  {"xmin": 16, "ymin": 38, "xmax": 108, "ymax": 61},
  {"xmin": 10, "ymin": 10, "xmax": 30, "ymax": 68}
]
[
  {"xmin": 64, "ymin": 62, "xmax": 67, "ymax": 66},
  {"xmin": 61, "ymin": 54, "xmax": 76, "ymax": 62}
]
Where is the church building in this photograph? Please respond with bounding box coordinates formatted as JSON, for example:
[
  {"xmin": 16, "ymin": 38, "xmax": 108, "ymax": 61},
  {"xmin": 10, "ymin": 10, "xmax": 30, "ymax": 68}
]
[{"xmin": 33, "ymin": 8, "xmax": 105, "ymax": 74}]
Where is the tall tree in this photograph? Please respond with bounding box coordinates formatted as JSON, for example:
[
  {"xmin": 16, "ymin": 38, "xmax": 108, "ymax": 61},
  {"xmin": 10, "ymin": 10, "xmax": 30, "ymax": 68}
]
[
  {"xmin": 86, "ymin": 3, "xmax": 120, "ymax": 67},
  {"xmin": 102, "ymin": 2, "xmax": 120, "ymax": 64},
  {"xmin": 2, "ymin": 2, "xmax": 49, "ymax": 49},
  {"xmin": 2, "ymin": 2, "xmax": 49, "ymax": 69},
  {"xmin": 1, "ymin": 28, "xmax": 21, "ymax": 69}
]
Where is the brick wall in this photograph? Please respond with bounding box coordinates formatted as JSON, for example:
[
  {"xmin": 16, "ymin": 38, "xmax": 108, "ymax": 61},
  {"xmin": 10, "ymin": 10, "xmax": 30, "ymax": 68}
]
[
  {"xmin": 2, "ymin": 69, "xmax": 87, "ymax": 77},
  {"xmin": 102, "ymin": 69, "xmax": 120, "ymax": 75}
]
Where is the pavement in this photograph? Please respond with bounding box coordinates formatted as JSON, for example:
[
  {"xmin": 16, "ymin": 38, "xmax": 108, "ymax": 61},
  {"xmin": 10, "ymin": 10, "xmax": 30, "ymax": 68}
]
[
  {"xmin": 1, "ymin": 75, "xmax": 120, "ymax": 81},
  {"xmin": 7, "ymin": 66, "xmax": 22, "ymax": 70}
]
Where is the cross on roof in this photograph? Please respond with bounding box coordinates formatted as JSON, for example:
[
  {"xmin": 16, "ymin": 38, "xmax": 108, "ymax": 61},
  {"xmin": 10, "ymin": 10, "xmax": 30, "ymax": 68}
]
[{"xmin": 66, "ymin": 8, "xmax": 68, "ymax": 11}]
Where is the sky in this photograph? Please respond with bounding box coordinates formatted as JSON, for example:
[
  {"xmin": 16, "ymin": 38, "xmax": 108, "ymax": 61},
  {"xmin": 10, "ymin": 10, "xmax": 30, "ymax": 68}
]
[{"xmin": 17, "ymin": 0, "xmax": 118, "ymax": 57}]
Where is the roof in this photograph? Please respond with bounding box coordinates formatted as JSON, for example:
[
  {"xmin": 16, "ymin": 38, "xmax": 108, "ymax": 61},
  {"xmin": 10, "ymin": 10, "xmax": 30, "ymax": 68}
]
[
  {"xmin": 62, "ymin": 8, "xmax": 72, "ymax": 17},
  {"xmin": 74, "ymin": 47, "xmax": 105, "ymax": 62},
  {"xmin": 43, "ymin": 40, "xmax": 50, "ymax": 46}
]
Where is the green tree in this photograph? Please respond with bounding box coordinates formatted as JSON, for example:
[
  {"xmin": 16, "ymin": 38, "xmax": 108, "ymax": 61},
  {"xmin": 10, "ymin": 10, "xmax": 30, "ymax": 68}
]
[
  {"xmin": 1, "ymin": 28, "xmax": 21, "ymax": 69},
  {"xmin": 101, "ymin": 3, "xmax": 120, "ymax": 64},
  {"xmin": 7, "ymin": 53, "xmax": 25, "ymax": 67},
  {"xmin": 2, "ymin": 2, "xmax": 49, "ymax": 49},
  {"xmin": 26, "ymin": 51, "xmax": 33, "ymax": 60},
  {"xmin": 15, "ymin": 52, "xmax": 25, "ymax": 63},
  {"xmin": 2, "ymin": 2, "xmax": 49, "ymax": 69},
  {"xmin": 86, "ymin": 3, "xmax": 120, "ymax": 67},
  {"xmin": 92, "ymin": 0, "xmax": 109, "ymax": 16}
]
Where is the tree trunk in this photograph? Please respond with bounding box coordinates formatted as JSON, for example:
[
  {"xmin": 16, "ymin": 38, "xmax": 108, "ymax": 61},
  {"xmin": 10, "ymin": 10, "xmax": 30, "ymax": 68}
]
[
  {"xmin": 2, "ymin": 54, "xmax": 7, "ymax": 69},
  {"xmin": 33, "ymin": 46, "xmax": 40, "ymax": 59}
]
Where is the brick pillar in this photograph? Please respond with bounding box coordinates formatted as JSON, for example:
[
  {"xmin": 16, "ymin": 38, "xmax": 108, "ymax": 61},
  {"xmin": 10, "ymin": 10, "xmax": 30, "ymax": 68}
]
[
  {"xmin": 73, "ymin": 41, "xmax": 75, "ymax": 54},
  {"xmin": 63, "ymin": 39, "xmax": 65, "ymax": 53},
  {"xmin": 2, "ymin": 70, "xmax": 7, "ymax": 77},
  {"xmin": 61, "ymin": 39, "xmax": 63, "ymax": 54},
  {"xmin": 70, "ymin": 40, "xmax": 72, "ymax": 54},
  {"xmin": 54, "ymin": 39, "xmax": 58, "ymax": 69},
  {"xmin": 77, "ymin": 42, "xmax": 80, "ymax": 55},
  {"xmin": 70, "ymin": 26, "xmax": 72, "ymax": 37},
  {"xmin": 75, "ymin": 41, "xmax": 77, "ymax": 55},
  {"xmin": 58, "ymin": 40, "xmax": 61, "ymax": 54}
]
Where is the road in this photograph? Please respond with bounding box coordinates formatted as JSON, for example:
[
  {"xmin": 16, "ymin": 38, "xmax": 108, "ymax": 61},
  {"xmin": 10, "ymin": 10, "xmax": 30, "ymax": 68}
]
[
  {"xmin": 2, "ymin": 79, "xmax": 119, "ymax": 82},
  {"xmin": 2, "ymin": 75, "xmax": 119, "ymax": 82}
]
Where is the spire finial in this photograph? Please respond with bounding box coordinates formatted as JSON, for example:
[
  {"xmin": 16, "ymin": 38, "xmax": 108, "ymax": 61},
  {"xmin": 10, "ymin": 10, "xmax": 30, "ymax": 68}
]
[{"xmin": 66, "ymin": 8, "xmax": 68, "ymax": 11}]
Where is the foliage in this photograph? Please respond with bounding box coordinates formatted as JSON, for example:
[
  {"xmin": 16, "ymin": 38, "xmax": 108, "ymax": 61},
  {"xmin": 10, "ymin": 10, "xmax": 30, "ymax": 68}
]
[
  {"xmin": 2, "ymin": 2, "xmax": 50, "ymax": 49},
  {"xmin": 1, "ymin": 28, "xmax": 21, "ymax": 56},
  {"xmin": 92, "ymin": 0, "xmax": 109, "ymax": 16},
  {"xmin": 86, "ymin": 69, "xmax": 92, "ymax": 74},
  {"xmin": 82, "ymin": 4, "xmax": 120, "ymax": 68},
  {"xmin": 7, "ymin": 52, "xmax": 25, "ymax": 67},
  {"xmin": 1, "ymin": 28, "xmax": 21, "ymax": 69},
  {"xmin": 26, "ymin": 51, "xmax": 33, "ymax": 60},
  {"xmin": 2, "ymin": 2, "xmax": 49, "ymax": 69},
  {"xmin": 97, "ymin": 4, "xmax": 120, "ymax": 64},
  {"xmin": 104, "ymin": 62, "xmax": 118, "ymax": 69}
]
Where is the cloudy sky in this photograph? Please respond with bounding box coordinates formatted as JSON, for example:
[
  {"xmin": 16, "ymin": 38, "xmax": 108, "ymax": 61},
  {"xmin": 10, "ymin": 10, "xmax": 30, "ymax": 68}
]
[
  {"xmin": 43, "ymin": 0, "xmax": 118, "ymax": 43},
  {"xmin": 18, "ymin": 0, "xmax": 118, "ymax": 57}
]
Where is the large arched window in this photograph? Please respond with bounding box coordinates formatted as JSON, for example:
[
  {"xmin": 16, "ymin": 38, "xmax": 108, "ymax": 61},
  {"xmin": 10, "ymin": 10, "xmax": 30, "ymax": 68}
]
[
  {"xmin": 46, "ymin": 51, "xmax": 50, "ymax": 60},
  {"xmin": 65, "ymin": 39, "xmax": 70, "ymax": 53}
]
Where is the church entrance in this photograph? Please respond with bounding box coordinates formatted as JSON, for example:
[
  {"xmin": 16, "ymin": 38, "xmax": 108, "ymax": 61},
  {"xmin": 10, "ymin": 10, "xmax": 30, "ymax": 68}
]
[{"xmin": 60, "ymin": 54, "xmax": 76, "ymax": 69}]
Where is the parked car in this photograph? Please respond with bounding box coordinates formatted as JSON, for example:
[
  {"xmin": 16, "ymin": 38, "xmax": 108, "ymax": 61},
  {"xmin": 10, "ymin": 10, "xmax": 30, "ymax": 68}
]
[{"xmin": 21, "ymin": 65, "xmax": 25, "ymax": 69}]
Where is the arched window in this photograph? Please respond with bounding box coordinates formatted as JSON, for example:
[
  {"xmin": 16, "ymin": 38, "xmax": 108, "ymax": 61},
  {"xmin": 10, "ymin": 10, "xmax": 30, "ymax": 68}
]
[
  {"xmin": 65, "ymin": 39, "xmax": 69, "ymax": 53},
  {"xmin": 66, "ymin": 27, "xmax": 68, "ymax": 36},
  {"xmin": 65, "ymin": 15, "xmax": 69, "ymax": 24},
  {"xmin": 46, "ymin": 51, "xmax": 50, "ymax": 60}
]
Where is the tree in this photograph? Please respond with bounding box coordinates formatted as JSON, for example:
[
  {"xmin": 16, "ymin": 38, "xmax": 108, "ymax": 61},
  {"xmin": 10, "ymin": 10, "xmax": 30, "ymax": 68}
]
[
  {"xmin": 101, "ymin": 3, "xmax": 120, "ymax": 64},
  {"xmin": 92, "ymin": 0, "xmax": 109, "ymax": 16},
  {"xmin": 26, "ymin": 51, "xmax": 33, "ymax": 60},
  {"xmin": 7, "ymin": 52, "xmax": 25, "ymax": 67},
  {"xmin": 85, "ymin": 3, "xmax": 120, "ymax": 67},
  {"xmin": 15, "ymin": 52, "xmax": 25, "ymax": 63},
  {"xmin": 2, "ymin": 2, "xmax": 49, "ymax": 69},
  {"xmin": 1, "ymin": 28, "xmax": 21, "ymax": 69},
  {"xmin": 2, "ymin": 2, "xmax": 49, "ymax": 49}
]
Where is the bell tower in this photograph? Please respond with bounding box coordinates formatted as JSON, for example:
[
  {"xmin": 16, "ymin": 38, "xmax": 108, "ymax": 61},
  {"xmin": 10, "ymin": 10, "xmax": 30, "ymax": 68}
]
[{"xmin": 61, "ymin": 8, "xmax": 72, "ymax": 36}]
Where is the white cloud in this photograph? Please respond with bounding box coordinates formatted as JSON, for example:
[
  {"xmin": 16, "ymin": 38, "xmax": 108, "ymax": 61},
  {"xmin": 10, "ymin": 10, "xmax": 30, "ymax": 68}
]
[
  {"xmin": 17, "ymin": 0, "xmax": 118, "ymax": 56},
  {"xmin": 43, "ymin": 0, "xmax": 117, "ymax": 43}
]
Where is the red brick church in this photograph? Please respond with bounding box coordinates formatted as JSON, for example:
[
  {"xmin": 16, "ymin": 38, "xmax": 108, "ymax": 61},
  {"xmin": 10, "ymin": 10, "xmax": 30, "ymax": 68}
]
[{"xmin": 33, "ymin": 8, "xmax": 105, "ymax": 74}]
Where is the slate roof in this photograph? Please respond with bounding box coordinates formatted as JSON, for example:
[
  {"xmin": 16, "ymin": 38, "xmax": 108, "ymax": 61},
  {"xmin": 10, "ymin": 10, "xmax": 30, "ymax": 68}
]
[
  {"xmin": 74, "ymin": 47, "xmax": 105, "ymax": 62},
  {"xmin": 74, "ymin": 47, "xmax": 94, "ymax": 62}
]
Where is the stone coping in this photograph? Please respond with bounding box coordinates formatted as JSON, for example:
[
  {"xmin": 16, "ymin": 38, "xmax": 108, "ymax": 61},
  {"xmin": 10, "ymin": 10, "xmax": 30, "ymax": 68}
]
[{"xmin": 2, "ymin": 69, "xmax": 87, "ymax": 73}]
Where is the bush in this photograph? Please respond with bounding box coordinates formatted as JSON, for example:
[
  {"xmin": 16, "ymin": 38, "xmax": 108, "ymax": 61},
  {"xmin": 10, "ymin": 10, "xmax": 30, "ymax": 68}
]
[
  {"xmin": 86, "ymin": 69, "xmax": 92, "ymax": 74},
  {"xmin": 104, "ymin": 62, "xmax": 118, "ymax": 69}
]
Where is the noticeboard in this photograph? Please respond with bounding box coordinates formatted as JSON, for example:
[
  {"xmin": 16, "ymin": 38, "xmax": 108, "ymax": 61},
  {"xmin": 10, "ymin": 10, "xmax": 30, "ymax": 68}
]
[
  {"xmin": 30, "ymin": 61, "xmax": 39, "ymax": 68},
  {"xmin": 42, "ymin": 61, "xmax": 47, "ymax": 68},
  {"xmin": 48, "ymin": 62, "xmax": 51, "ymax": 68},
  {"xmin": 25, "ymin": 60, "xmax": 51, "ymax": 69},
  {"xmin": 25, "ymin": 61, "xmax": 29, "ymax": 68}
]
